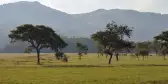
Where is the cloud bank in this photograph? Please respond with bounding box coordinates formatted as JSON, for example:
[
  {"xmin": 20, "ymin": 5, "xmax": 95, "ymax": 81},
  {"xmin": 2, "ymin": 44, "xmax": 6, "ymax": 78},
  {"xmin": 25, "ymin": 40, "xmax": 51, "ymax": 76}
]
[{"xmin": 0, "ymin": 0, "xmax": 168, "ymax": 14}]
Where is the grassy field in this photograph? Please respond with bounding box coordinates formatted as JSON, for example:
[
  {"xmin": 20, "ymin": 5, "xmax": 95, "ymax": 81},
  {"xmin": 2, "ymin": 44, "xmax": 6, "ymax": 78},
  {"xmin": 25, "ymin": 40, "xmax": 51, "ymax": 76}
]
[{"xmin": 0, "ymin": 53, "xmax": 168, "ymax": 84}]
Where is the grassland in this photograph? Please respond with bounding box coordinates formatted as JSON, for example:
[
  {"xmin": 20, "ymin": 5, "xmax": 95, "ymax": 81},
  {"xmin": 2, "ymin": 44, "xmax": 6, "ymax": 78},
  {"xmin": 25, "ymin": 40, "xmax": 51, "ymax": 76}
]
[{"xmin": 0, "ymin": 53, "xmax": 168, "ymax": 84}]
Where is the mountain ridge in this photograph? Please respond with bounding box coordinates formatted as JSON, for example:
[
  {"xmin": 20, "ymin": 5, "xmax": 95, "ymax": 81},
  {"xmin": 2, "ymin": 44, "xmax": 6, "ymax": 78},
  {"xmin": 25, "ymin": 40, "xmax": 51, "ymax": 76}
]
[{"xmin": 0, "ymin": 1, "xmax": 168, "ymax": 52}]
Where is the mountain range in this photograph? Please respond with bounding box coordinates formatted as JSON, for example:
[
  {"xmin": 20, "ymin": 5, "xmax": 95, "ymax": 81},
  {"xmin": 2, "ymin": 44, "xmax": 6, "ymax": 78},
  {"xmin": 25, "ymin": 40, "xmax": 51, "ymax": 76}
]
[{"xmin": 0, "ymin": 1, "xmax": 168, "ymax": 50}]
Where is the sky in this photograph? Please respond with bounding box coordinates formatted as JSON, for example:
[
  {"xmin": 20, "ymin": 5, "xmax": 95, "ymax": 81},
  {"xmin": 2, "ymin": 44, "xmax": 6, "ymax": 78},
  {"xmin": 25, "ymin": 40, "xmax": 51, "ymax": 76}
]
[{"xmin": 0, "ymin": 0, "xmax": 168, "ymax": 14}]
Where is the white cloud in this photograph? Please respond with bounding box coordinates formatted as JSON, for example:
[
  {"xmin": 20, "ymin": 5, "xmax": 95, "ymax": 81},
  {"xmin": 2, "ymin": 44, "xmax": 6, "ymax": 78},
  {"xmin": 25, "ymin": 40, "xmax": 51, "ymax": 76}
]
[
  {"xmin": 0, "ymin": 0, "xmax": 10, "ymax": 4},
  {"xmin": 0, "ymin": 0, "xmax": 168, "ymax": 14}
]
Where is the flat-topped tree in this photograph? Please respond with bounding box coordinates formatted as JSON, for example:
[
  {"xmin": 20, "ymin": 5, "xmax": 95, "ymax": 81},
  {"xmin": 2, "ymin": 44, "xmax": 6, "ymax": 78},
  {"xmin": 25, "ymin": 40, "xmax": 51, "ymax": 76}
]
[
  {"xmin": 8, "ymin": 24, "xmax": 67, "ymax": 65},
  {"xmin": 91, "ymin": 21, "xmax": 133, "ymax": 64}
]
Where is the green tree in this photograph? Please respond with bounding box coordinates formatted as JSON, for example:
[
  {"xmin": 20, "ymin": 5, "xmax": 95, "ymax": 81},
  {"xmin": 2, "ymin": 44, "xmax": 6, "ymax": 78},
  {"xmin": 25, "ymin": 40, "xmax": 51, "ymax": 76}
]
[
  {"xmin": 8, "ymin": 24, "xmax": 67, "ymax": 65},
  {"xmin": 55, "ymin": 51, "xmax": 64, "ymax": 60},
  {"xmin": 76, "ymin": 42, "xmax": 88, "ymax": 60},
  {"xmin": 154, "ymin": 31, "xmax": 168, "ymax": 60},
  {"xmin": 91, "ymin": 21, "xmax": 133, "ymax": 64}
]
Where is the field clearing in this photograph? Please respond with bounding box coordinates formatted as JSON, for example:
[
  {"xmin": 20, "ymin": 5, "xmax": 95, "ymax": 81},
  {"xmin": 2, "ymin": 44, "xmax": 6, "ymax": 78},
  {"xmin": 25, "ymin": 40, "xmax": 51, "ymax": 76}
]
[{"xmin": 0, "ymin": 53, "xmax": 168, "ymax": 84}]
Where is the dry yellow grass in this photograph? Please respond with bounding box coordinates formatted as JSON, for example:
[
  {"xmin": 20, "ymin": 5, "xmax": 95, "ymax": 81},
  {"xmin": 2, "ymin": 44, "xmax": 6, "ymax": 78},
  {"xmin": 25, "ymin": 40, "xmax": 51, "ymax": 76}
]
[{"xmin": 0, "ymin": 53, "xmax": 168, "ymax": 84}]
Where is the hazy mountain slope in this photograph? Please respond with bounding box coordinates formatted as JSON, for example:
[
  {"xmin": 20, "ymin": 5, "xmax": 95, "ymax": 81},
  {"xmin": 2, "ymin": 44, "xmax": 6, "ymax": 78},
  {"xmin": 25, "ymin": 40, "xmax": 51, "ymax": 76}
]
[
  {"xmin": 1, "ymin": 1, "xmax": 168, "ymax": 52},
  {"xmin": 2, "ymin": 37, "xmax": 97, "ymax": 53},
  {"xmin": 0, "ymin": 1, "xmax": 94, "ymax": 44},
  {"xmin": 72, "ymin": 9, "xmax": 168, "ymax": 41}
]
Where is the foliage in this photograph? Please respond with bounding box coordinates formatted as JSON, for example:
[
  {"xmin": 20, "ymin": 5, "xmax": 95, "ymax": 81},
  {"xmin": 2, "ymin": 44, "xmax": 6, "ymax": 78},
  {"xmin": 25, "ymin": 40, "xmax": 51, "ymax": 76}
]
[
  {"xmin": 154, "ymin": 31, "xmax": 168, "ymax": 59},
  {"xmin": 76, "ymin": 42, "xmax": 88, "ymax": 56},
  {"xmin": 8, "ymin": 24, "xmax": 67, "ymax": 64},
  {"xmin": 62, "ymin": 54, "xmax": 69, "ymax": 62},
  {"xmin": 55, "ymin": 51, "xmax": 64, "ymax": 60},
  {"xmin": 55, "ymin": 52, "xmax": 68, "ymax": 62},
  {"xmin": 91, "ymin": 21, "xmax": 133, "ymax": 64}
]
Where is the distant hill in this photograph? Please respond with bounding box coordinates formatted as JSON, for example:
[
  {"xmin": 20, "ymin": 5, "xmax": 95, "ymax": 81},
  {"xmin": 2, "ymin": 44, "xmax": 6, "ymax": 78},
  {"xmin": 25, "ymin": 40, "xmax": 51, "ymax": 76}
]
[
  {"xmin": 72, "ymin": 9, "xmax": 168, "ymax": 41},
  {"xmin": 0, "ymin": 1, "xmax": 95, "ymax": 48},
  {"xmin": 0, "ymin": 1, "xmax": 168, "ymax": 52}
]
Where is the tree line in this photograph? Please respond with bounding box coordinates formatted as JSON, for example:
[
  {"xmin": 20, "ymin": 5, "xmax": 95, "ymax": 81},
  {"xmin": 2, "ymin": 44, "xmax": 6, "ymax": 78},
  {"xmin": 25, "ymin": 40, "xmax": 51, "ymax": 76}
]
[{"xmin": 8, "ymin": 22, "xmax": 168, "ymax": 65}]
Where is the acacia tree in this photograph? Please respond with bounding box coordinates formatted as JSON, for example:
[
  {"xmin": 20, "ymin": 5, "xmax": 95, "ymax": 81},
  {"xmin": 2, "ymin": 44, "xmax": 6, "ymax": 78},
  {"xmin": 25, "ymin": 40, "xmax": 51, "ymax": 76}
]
[
  {"xmin": 154, "ymin": 31, "xmax": 168, "ymax": 60},
  {"xmin": 91, "ymin": 22, "xmax": 133, "ymax": 64},
  {"xmin": 76, "ymin": 42, "xmax": 88, "ymax": 60},
  {"xmin": 8, "ymin": 24, "xmax": 67, "ymax": 65}
]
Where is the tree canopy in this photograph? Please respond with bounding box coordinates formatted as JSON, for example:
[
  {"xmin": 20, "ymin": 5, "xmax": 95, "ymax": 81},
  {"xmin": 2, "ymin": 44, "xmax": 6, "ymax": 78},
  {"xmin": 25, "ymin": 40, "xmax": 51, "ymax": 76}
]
[
  {"xmin": 91, "ymin": 21, "xmax": 133, "ymax": 64},
  {"xmin": 154, "ymin": 31, "xmax": 168, "ymax": 59},
  {"xmin": 8, "ymin": 24, "xmax": 68, "ymax": 64}
]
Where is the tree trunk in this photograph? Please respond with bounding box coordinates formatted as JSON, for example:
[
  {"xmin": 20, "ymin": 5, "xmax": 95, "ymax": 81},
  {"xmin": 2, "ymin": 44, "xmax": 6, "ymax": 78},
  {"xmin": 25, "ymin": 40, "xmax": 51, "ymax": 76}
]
[
  {"xmin": 155, "ymin": 51, "xmax": 158, "ymax": 55},
  {"xmin": 164, "ymin": 55, "xmax": 166, "ymax": 60},
  {"xmin": 36, "ymin": 49, "xmax": 40, "ymax": 65},
  {"xmin": 79, "ymin": 55, "xmax": 82, "ymax": 60},
  {"xmin": 136, "ymin": 55, "xmax": 139, "ymax": 60},
  {"xmin": 116, "ymin": 53, "xmax": 119, "ymax": 61},
  {"xmin": 108, "ymin": 54, "xmax": 113, "ymax": 64},
  {"xmin": 125, "ymin": 52, "xmax": 127, "ymax": 56},
  {"xmin": 106, "ymin": 54, "xmax": 108, "ymax": 59},
  {"xmin": 101, "ymin": 53, "xmax": 103, "ymax": 56},
  {"xmin": 97, "ymin": 53, "xmax": 99, "ymax": 58}
]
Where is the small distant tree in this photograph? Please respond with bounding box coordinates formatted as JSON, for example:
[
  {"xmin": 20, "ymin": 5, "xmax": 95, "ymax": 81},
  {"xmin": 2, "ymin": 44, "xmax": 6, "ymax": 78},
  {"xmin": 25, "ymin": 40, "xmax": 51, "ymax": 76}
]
[
  {"xmin": 55, "ymin": 52, "xmax": 69, "ymax": 62},
  {"xmin": 76, "ymin": 42, "xmax": 88, "ymax": 60},
  {"xmin": 8, "ymin": 24, "xmax": 67, "ymax": 65},
  {"xmin": 83, "ymin": 45, "xmax": 88, "ymax": 55},
  {"xmin": 62, "ymin": 54, "xmax": 69, "ymax": 62},
  {"xmin": 91, "ymin": 21, "xmax": 133, "ymax": 64},
  {"xmin": 55, "ymin": 51, "xmax": 64, "ymax": 60},
  {"xmin": 24, "ymin": 47, "xmax": 33, "ymax": 54}
]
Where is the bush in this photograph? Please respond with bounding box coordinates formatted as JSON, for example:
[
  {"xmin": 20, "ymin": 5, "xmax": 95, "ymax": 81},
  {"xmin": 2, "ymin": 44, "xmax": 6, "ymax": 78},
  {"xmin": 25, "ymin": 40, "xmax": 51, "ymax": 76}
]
[
  {"xmin": 55, "ymin": 52, "xmax": 64, "ymax": 60},
  {"xmin": 62, "ymin": 55, "xmax": 68, "ymax": 62}
]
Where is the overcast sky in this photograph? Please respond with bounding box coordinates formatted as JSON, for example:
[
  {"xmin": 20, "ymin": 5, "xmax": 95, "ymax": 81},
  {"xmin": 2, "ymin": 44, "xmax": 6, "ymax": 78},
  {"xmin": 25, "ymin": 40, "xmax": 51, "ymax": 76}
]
[{"xmin": 0, "ymin": 0, "xmax": 168, "ymax": 14}]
